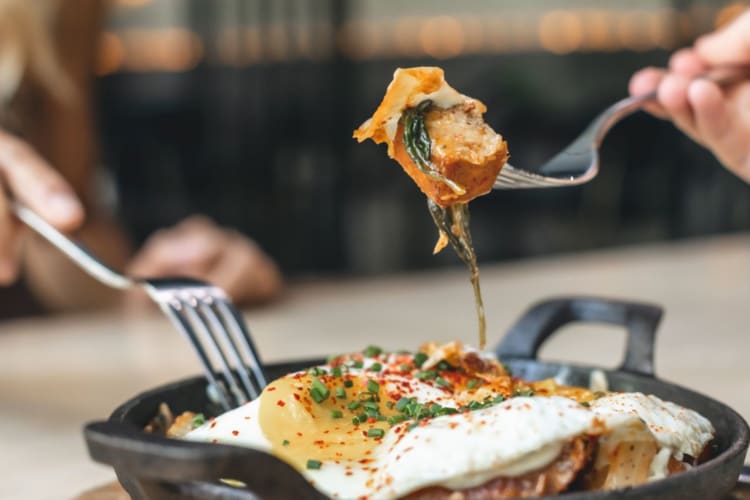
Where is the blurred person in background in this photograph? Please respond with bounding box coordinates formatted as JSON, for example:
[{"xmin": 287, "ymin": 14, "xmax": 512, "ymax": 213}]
[
  {"xmin": 0, "ymin": 0, "xmax": 282, "ymax": 317},
  {"xmin": 630, "ymin": 9, "xmax": 750, "ymax": 183}
]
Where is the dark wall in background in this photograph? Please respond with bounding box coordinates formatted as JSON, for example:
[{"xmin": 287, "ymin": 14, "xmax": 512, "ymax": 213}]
[{"xmin": 97, "ymin": 1, "xmax": 750, "ymax": 276}]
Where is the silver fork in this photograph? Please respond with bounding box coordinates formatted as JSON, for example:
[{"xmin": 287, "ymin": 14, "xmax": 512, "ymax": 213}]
[
  {"xmin": 12, "ymin": 201, "xmax": 266, "ymax": 411},
  {"xmin": 493, "ymin": 64, "xmax": 750, "ymax": 189}
]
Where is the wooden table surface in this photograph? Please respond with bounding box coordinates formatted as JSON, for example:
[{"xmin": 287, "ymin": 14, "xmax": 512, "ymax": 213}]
[{"xmin": 2, "ymin": 234, "xmax": 750, "ymax": 499}]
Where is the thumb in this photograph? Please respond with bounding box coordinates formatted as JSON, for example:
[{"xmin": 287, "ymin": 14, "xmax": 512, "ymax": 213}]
[{"xmin": 695, "ymin": 10, "xmax": 750, "ymax": 65}]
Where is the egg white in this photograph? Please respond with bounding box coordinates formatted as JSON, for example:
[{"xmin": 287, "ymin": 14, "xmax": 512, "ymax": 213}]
[{"xmin": 186, "ymin": 383, "xmax": 714, "ymax": 499}]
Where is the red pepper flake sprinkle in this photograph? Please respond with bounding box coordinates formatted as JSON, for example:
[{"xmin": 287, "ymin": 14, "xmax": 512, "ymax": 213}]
[
  {"xmin": 267, "ymin": 387, "xmax": 277, "ymax": 391},
  {"xmin": 276, "ymin": 400, "xmax": 286, "ymax": 407},
  {"xmin": 297, "ymin": 432, "xmax": 304, "ymax": 437},
  {"xmin": 210, "ymin": 421, "xmax": 217, "ymax": 429},
  {"xmin": 232, "ymin": 430, "xmax": 239, "ymax": 436},
  {"xmin": 293, "ymin": 393, "xmax": 301, "ymax": 401}
]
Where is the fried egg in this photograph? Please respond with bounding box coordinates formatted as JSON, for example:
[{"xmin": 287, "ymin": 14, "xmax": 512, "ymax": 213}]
[{"xmin": 184, "ymin": 345, "xmax": 714, "ymax": 499}]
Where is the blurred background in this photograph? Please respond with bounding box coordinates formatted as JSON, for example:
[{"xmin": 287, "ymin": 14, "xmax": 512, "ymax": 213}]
[{"xmin": 97, "ymin": 0, "xmax": 750, "ymax": 280}]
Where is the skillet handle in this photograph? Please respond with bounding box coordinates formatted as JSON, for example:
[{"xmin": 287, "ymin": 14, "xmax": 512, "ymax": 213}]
[
  {"xmin": 495, "ymin": 296, "xmax": 663, "ymax": 377},
  {"xmin": 84, "ymin": 420, "xmax": 326, "ymax": 500}
]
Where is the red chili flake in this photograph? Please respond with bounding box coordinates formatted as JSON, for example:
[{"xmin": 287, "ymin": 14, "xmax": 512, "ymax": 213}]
[
  {"xmin": 211, "ymin": 439, "xmax": 218, "ymax": 443},
  {"xmin": 367, "ymin": 417, "xmax": 376, "ymax": 424},
  {"xmin": 232, "ymin": 430, "xmax": 239, "ymax": 436},
  {"xmin": 297, "ymin": 432, "xmax": 303, "ymax": 437},
  {"xmin": 276, "ymin": 400, "xmax": 286, "ymax": 407},
  {"xmin": 362, "ymin": 431, "xmax": 368, "ymax": 437},
  {"xmin": 314, "ymin": 440, "xmax": 325, "ymax": 446},
  {"xmin": 244, "ymin": 416, "xmax": 252, "ymax": 420},
  {"xmin": 267, "ymin": 386, "xmax": 277, "ymax": 392},
  {"xmin": 358, "ymin": 458, "xmax": 373, "ymax": 464},
  {"xmin": 345, "ymin": 471, "xmax": 353, "ymax": 476},
  {"xmin": 293, "ymin": 393, "xmax": 301, "ymax": 401},
  {"xmin": 210, "ymin": 421, "xmax": 217, "ymax": 429},
  {"xmin": 449, "ymin": 422, "xmax": 458, "ymax": 429},
  {"xmin": 364, "ymin": 450, "xmax": 372, "ymax": 456}
]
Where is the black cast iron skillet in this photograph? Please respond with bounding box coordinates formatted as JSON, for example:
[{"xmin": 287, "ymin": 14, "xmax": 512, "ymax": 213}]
[{"xmin": 84, "ymin": 296, "xmax": 750, "ymax": 500}]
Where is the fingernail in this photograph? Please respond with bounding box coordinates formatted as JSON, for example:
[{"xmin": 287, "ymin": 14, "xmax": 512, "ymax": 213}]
[{"xmin": 47, "ymin": 193, "xmax": 82, "ymax": 220}]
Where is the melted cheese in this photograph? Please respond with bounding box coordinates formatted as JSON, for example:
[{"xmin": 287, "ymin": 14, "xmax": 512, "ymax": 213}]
[{"xmin": 353, "ymin": 67, "xmax": 471, "ymax": 155}]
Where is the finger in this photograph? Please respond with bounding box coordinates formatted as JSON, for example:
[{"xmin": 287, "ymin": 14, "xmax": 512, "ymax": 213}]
[
  {"xmin": 0, "ymin": 130, "xmax": 83, "ymax": 230},
  {"xmin": 669, "ymin": 48, "xmax": 708, "ymax": 76},
  {"xmin": 208, "ymin": 235, "xmax": 282, "ymax": 306},
  {"xmin": 658, "ymin": 73, "xmax": 701, "ymax": 141},
  {"xmin": 127, "ymin": 225, "xmax": 224, "ymax": 277},
  {"xmin": 629, "ymin": 67, "xmax": 669, "ymax": 118},
  {"xmin": 0, "ymin": 191, "xmax": 23, "ymax": 284},
  {"xmin": 694, "ymin": 10, "xmax": 750, "ymax": 66},
  {"xmin": 688, "ymin": 79, "xmax": 750, "ymax": 181}
]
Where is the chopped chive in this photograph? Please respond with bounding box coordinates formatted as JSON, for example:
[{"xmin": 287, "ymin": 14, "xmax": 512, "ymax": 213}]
[
  {"xmin": 367, "ymin": 379, "xmax": 380, "ymax": 394},
  {"xmin": 512, "ymin": 389, "xmax": 534, "ymax": 398},
  {"xmin": 363, "ymin": 345, "xmax": 383, "ymax": 357},
  {"xmin": 399, "ymin": 364, "xmax": 411, "ymax": 372},
  {"xmin": 437, "ymin": 360, "xmax": 451, "ymax": 371},
  {"xmin": 310, "ymin": 378, "xmax": 330, "ymax": 403},
  {"xmin": 344, "ymin": 379, "xmax": 354, "ymax": 388},
  {"xmin": 335, "ymin": 387, "xmax": 347, "ymax": 399},
  {"xmin": 435, "ymin": 376, "xmax": 451, "ymax": 388},
  {"xmin": 367, "ymin": 428, "xmax": 385, "ymax": 438},
  {"xmin": 369, "ymin": 362, "xmax": 383, "ymax": 372},
  {"xmin": 580, "ymin": 401, "xmax": 591, "ymax": 408},
  {"xmin": 387, "ymin": 415, "xmax": 407, "ymax": 425},
  {"xmin": 282, "ymin": 439, "xmax": 290, "ymax": 446},
  {"xmin": 306, "ymin": 459, "xmax": 322, "ymax": 470},
  {"xmin": 466, "ymin": 379, "xmax": 480, "ymax": 390},
  {"xmin": 332, "ymin": 410, "xmax": 343, "ymax": 418},
  {"xmin": 308, "ymin": 366, "xmax": 327, "ymax": 376},
  {"xmin": 385, "ymin": 401, "xmax": 395, "ymax": 409},
  {"xmin": 502, "ymin": 363, "xmax": 513, "ymax": 376},
  {"xmin": 363, "ymin": 401, "xmax": 379, "ymax": 411},
  {"xmin": 415, "ymin": 370, "xmax": 436, "ymax": 380},
  {"xmin": 331, "ymin": 366, "xmax": 343, "ymax": 377},
  {"xmin": 191, "ymin": 413, "xmax": 206, "ymax": 429},
  {"xmin": 413, "ymin": 352, "xmax": 428, "ymax": 367},
  {"xmin": 347, "ymin": 401, "xmax": 361, "ymax": 410},
  {"xmin": 351, "ymin": 360, "xmax": 364, "ymax": 369},
  {"xmin": 395, "ymin": 397, "xmax": 410, "ymax": 412}
]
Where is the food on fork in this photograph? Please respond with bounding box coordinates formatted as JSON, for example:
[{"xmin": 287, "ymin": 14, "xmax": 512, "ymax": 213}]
[
  {"xmin": 353, "ymin": 67, "xmax": 508, "ymax": 206},
  {"xmin": 170, "ymin": 342, "xmax": 714, "ymax": 499},
  {"xmin": 354, "ymin": 67, "xmax": 508, "ymax": 349}
]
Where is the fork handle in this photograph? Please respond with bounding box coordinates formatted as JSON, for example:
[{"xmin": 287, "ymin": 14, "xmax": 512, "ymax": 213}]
[
  {"xmin": 12, "ymin": 201, "xmax": 133, "ymax": 290},
  {"xmin": 593, "ymin": 64, "xmax": 750, "ymax": 146}
]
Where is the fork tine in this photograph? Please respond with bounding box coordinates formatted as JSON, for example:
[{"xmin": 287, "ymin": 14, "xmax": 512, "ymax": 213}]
[
  {"xmin": 159, "ymin": 298, "xmax": 234, "ymax": 411},
  {"xmin": 214, "ymin": 298, "xmax": 268, "ymax": 393},
  {"xmin": 197, "ymin": 295, "xmax": 259, "ymax": 401},
  {"xmin": 180, "ymin": 293, "xmax": 249, "ymax": 406}
]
